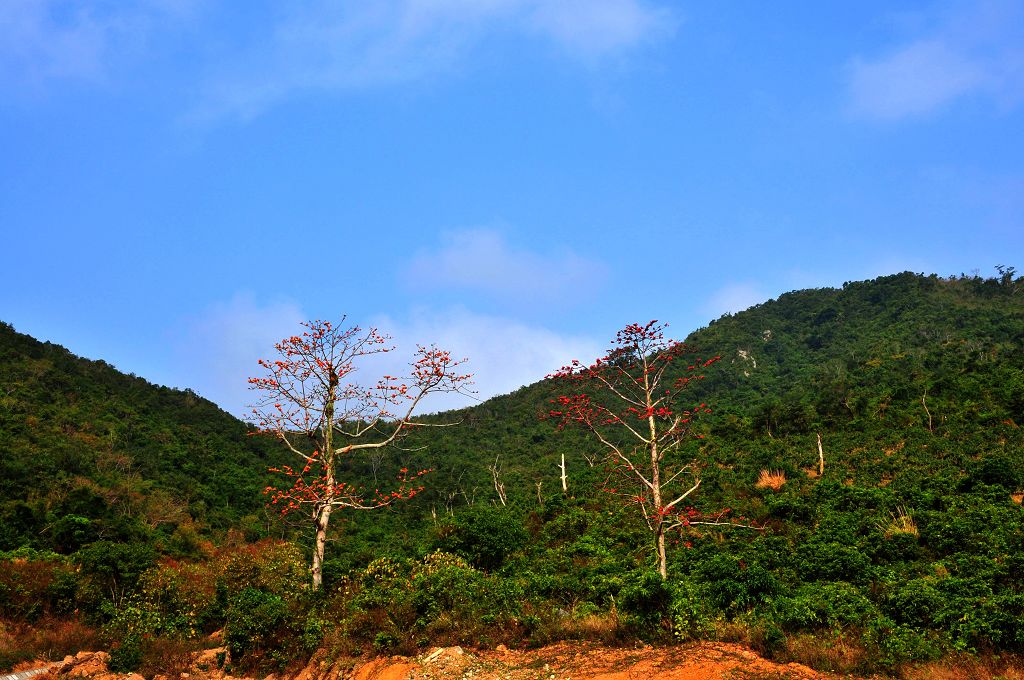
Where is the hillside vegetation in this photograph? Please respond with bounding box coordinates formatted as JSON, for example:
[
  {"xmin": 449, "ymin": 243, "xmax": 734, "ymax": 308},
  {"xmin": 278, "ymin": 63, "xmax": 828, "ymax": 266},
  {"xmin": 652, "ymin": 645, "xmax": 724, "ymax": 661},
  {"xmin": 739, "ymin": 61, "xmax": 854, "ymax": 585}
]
[
  {"xmin": 0, "ymin": 321, "xmax": 289, "ymax": 554},
  {"xmin": 2, "ymin": 270, "xmax": 1023, "ymax": 678}
]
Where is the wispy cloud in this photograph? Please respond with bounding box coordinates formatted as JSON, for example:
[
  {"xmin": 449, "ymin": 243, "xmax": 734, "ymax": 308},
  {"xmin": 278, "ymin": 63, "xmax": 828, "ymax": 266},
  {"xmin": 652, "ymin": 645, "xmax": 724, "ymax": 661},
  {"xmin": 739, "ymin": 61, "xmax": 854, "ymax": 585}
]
[
  {"xmin": 0, "ymin": 0, "xmax": 195, "ymax": 88},
  {"xmin": 406, "ymin": 228, "xmax": 607, "ymax": 305},
  {"xmin": 846, "ymin": 1, "xmax": 1024, "ymax": 120},
  {"xmin": 197, "ymin": 0, "xmax": 676, "ymax": 120},
  {"xmin": 2, "ymin": 0, "xmax": 674, "ymax": 115}
]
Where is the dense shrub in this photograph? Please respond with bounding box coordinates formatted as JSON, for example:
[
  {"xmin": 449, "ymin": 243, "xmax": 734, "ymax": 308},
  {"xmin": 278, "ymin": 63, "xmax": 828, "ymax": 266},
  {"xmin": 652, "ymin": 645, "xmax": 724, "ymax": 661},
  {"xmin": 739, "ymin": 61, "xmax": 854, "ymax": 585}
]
[
  {"xmin": 884, "ymin": 577, "xmax": 942, "ymax": 628},
  {"xmin": 618, "ymin": 571, "xmax": 673, "ymax": 636},
  {"xmin": 773, "ymin": 582, "xmax": 875, "ymax": 631},
  {"xmin": 795, "ymin": 541, "xmax": 870, "ymax": 583},
  {"xmin": 224, "ymin": 588, "xmax": 289, "ymax": 659},
  {"xmin": 695, "ymin": 555, "xmax": 780, "ymax": 612},
  {"xmin": 434, "ymin": 507, "xmax": 528, "ymax": 571},
  {"xmin": 76, "ymin": 542, "xmax": 157, "ymax": 615},
  {"xmin": 0, "ymin": 556, "xmax": 77, "ymax": 622},
  {"xmin": 864, "ymin": 618, "xmax": 943, "ymax": 666},
  {"xmin": 135, "ymin": 560, "xmax": 220, "ymax": 637},
  {"xmin": 669, "ymin": 578, "xmax": 717, "ymax": 641},
  {"xmin": 963, "ymin": 454, "xmax": 1021, "ymax": 491},
  {"xmin": 219, "ymin": 541, "xmax": 308, "ymax": 598}
]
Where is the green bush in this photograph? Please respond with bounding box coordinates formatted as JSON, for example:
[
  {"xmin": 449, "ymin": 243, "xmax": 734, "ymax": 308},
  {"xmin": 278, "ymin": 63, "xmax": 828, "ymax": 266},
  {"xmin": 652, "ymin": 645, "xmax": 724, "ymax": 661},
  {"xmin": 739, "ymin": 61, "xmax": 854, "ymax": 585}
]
[
  {"xmin": 105, "ymin": 602, "xmax": 162, "ymax": 672},
  {"xmin": 224, "ymin": 588, "xmax": 288, "ymax": 659},
  {"xmin": 884, "ymin": 577, "xmax": 942, "ymax": 628},
  {"xmin": 696, "ymin": 555, "xmax": 780, "ymax": 612},
  {"xmin": 108, "ymin": 637, "xmax": 144, "ymax": 673},
  {"xmin": 434, "ymin": 507, "xmax": 528, "ymax": 571},
  {"xmin": 135, "ymin": 561, "xmax": 220, "ymax": 637},
  {"xmin": 670, "ymin": 578, "xmax": 717, "ymax": 641},
  {"xmin": 219, "ymin": 541, "xmax": 308, "ymax": 600},
  {"xmin": 619, "ymin": 571, "xmax": 672, "ymax": 636},
  {"xmin": 932, "ymin": 579, "xmax": 1023, "ymax": 651},
  {"xmin": 795, "ymin": 541, "xmax": 870, "ymax": 583},
  {"xmin": 964, "ymin": 454, "xmax": 1021, "ymax": 491},
  {"xmin": 864, "ymin": 617, "xmax": 942, "ymax": 665},
  {"xmin": 773, "ymin": 582, "xmax": 875, "ymax": 631},
  {"xmin": 75, "ymin": 542, "xmax": 157, "ymax": 617},
  {"xmin": 410, "ymin": 551, "xmax": 484, "ymax": 620}
]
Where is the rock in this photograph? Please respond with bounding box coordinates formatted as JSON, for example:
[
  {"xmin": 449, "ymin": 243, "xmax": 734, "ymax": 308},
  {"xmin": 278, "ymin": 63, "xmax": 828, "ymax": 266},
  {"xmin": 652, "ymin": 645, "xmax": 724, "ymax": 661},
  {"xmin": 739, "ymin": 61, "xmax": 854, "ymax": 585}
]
[
  {"xmin": 291, "ymin": 648, "xmax": 327, "ymax": 680},
  {"xmin": 65, "ymin": 652, "xmax": 111, "ymax": 678},
  {"xmin": 351, "ymin": 657, "xmax": 417, "ymax": 680},
  {"xmin": 192, "ymin": 646, "xmax": 229, "ymax": 670}
]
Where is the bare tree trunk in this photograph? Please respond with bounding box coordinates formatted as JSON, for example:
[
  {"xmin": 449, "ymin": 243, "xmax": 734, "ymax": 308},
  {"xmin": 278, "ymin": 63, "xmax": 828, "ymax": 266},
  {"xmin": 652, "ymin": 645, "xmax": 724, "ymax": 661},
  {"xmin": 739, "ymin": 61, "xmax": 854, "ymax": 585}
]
[
  {"xmin": 922, "ymin": 388, "xmax": 933, "ymax": 433},
  {"xmin": 534, "ymin": 480, "xmax": 543, "ymax": 506},
  {"xmin": 311, "ymin": 503, "xmax": 331, "ymax": 591},
  {"xmin": 817, "ymin": 432, "xmax": 825, "ymax": 477},
  {"xmin": 489, "ymin": 456, "xmax": 507, "ymax": 506},
  {"xmin": 369, "ymin": 450, "xmax": 385, "ymax": 484},
  {"xmin": 558, "ymin": 453, "xmax": 568, "ymax": 493},
  {"xmin": 656, "ymin": 523, "xmax": 667, "ymax": 580}
]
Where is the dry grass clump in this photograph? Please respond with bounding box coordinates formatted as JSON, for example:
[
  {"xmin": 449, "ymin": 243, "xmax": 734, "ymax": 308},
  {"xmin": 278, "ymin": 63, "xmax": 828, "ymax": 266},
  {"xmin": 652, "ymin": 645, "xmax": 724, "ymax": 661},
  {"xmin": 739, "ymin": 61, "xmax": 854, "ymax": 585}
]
[
  {"xmin": 755, "ymin": 469, "xmax": 787, "ymax": 491},
  {"xmin": 562, "ymin": 612, "xmax": 619, "ymax": 642},
  {"xmin": 902, "ymin": 654, "xmax": 1024, "ymax": 679},
  {"xmin": 136, "ymin": 637, "xmax": 204, "ymax": 679},
  {"xmin": 878, "ymin": 506, "xmax": 918, "ymax": 537},
  {"xmin": 781, "ymin": 633, "xmax": 869, "ymax": 675},
  {"xmin": 0, "ymin": 616, "xmax": 101, "ymax": 670}
]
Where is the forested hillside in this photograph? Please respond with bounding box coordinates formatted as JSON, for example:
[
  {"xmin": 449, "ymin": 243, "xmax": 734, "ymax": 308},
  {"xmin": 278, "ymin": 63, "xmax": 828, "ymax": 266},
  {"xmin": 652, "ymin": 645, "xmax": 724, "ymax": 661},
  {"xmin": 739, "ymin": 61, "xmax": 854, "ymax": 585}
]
[
  {"xmin": 360, "ymin": 270, "xmax": 1024, "ymax": 513},
  {"xmin": 0, "ymin": 321, "xmax": 288, "ymax": 554},
  {"xmin": 2, "ymin": 270, "xmax": 1023, "ymax": 677}
]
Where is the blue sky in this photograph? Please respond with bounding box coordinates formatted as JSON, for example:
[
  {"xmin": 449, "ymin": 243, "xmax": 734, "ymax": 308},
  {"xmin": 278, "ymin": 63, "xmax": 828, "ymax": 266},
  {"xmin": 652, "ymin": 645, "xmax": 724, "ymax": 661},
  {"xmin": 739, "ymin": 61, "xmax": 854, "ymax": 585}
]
[{"xmin": 2, "ymin": 0, "xmax": 1022, "ymax": 416}]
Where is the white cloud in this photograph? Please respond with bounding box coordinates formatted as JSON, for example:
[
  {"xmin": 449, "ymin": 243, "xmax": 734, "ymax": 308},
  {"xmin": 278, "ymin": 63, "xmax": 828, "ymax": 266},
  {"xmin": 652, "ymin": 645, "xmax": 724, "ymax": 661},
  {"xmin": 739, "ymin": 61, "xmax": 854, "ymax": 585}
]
[
  {"xmin": 174, "ymin": 293, "xmax": 601, "ymax": 417},
  {"xmin": 406, "ymin": 228, "xmax": 607, "ymax": 305},
  {"xmin": 175, "ymin": 293, "xmax": 307, "ymax": 418},
  {"xmin": 703, "ymin": 283, "xmax": 766, "ymax": 320},
  {"xmin": 197, "ymin": 0, "xmax": 676, "ymax": 120},
  {"xmin": 846, "ymin": 1, "xmax": 1024, "ymax": 120},
  {"xmin": 369, "ymin": 307, "xmax": 604, "ymax": 412}
]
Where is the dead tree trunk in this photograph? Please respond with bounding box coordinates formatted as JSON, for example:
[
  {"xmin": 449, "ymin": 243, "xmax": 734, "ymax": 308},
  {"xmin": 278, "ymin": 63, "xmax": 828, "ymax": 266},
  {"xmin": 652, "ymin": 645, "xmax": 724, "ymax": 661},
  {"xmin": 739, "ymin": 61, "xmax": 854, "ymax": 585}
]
[
  {"xmin": 817, "ymin": 432, "xmax": 825, "ymax": 477},
  {"xmin": 489, "ymin": 456, "xmax": 507, "ymax": 507},
  {"xmin": 922, "ymin": 388, "xmax": 933, "ymax": 433}
]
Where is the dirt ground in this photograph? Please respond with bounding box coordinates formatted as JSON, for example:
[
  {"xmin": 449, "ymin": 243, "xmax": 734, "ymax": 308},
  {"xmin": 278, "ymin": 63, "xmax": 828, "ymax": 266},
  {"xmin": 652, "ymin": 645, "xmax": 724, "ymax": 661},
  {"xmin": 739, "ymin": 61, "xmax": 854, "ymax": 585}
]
[
  {"xmin": 350, "ymin": 642, "xmax": 834, "ymax": 680},
  {"xmin": 9, "ymin": 642, "xmax": 840, "ymax": 680}
]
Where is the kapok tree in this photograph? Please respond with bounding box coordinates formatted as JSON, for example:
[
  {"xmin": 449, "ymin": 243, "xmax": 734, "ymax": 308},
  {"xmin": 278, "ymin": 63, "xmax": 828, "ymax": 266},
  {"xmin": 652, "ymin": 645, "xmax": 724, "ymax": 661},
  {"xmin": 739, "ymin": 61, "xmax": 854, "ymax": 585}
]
[
  {"xmin": 548, "ymin": 321, "xmax": 725, "ymax": 580},
  {"xmin": 249, "ymin": 318, "xmax": 472, "ymax": 590}
]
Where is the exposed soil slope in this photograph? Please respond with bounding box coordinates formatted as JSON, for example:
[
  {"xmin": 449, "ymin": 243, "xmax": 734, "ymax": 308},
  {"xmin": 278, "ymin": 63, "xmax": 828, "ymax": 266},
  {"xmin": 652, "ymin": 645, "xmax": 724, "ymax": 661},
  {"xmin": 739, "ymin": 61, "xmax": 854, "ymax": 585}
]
[{"xmin": 16, "ymin": 643, "xmax": 839, "ymax": 680}]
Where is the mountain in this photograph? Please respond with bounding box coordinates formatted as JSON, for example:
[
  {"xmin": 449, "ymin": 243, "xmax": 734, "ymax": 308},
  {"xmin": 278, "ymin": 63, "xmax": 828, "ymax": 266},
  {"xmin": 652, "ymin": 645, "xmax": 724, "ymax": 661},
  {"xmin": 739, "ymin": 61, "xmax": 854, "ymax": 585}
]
[
  {"xmin": 3, "ymin": 270, "xmax": 1021, "ymax": 557},
  {"xmin": 368, "ymin": 271, "xmax": 1024, "ymax": 507},
  {"xmin": 3, "ymin": 270, "xmax": 1024, "ymax": 673}
]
